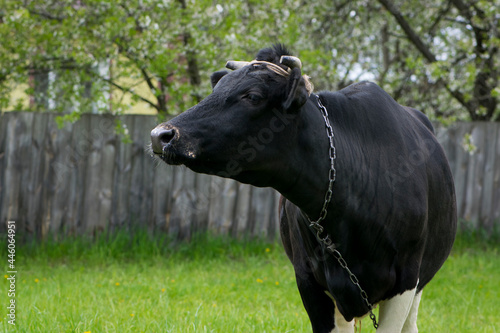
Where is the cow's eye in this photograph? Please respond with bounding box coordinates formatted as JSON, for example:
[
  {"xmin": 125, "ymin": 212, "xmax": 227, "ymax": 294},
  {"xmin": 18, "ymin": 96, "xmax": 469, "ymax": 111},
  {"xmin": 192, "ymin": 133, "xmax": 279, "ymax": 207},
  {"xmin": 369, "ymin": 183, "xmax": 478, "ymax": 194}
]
[{"xmin": 244, "ymin": 93, "xmax": 263, "ymax": 104}]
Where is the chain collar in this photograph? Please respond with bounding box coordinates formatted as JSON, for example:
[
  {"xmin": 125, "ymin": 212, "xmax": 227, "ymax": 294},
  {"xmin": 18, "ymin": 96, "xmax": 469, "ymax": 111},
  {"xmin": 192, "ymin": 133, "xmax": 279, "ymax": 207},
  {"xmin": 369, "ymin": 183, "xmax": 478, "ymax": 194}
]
[
  {"xmin": 309, "ymin": 94, "xmax": 379, "ymax": 329},
  {"xmin": 308, "ymin": 95, "xmax": 336, "ymax": 240}
]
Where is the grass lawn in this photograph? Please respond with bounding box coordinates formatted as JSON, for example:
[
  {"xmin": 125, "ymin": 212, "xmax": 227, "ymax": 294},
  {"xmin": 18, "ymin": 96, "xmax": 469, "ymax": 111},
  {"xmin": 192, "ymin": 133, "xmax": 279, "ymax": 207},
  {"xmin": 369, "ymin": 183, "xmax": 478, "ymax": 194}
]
[{"xmin": 1, "ymin": 232, "xmax": 499, "ymax": 332}]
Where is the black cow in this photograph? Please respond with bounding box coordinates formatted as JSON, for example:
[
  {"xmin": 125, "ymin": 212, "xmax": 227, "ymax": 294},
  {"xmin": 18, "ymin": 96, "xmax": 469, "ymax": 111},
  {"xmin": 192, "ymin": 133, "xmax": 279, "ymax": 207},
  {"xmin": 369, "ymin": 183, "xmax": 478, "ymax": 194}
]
[{"xmin": 150, "ymin": 44, "xmax": 457, "ymax": 333}]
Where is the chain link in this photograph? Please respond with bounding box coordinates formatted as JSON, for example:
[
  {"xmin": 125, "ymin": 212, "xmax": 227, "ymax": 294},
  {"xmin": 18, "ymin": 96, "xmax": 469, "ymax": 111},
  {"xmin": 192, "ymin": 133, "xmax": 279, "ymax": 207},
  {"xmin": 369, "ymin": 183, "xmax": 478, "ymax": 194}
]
[{"xmin": 309, "ymin": 94, "xmax": 379, "ymax": 330}]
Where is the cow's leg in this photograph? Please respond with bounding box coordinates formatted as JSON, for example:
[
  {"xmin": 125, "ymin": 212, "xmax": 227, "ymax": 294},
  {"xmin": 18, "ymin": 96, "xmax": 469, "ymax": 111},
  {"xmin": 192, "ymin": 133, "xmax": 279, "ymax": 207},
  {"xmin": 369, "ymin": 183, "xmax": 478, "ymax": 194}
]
[
  {"xmin": 401, "ymin": 290, "xmax": 422, "ymax": 333},
  {"xmin": 296, "ymin": 274, "xmax": 337, "ymax": 333},
  {"xmin": 376, "ymin": 286, "xmax": 417, "ymax": 332}
]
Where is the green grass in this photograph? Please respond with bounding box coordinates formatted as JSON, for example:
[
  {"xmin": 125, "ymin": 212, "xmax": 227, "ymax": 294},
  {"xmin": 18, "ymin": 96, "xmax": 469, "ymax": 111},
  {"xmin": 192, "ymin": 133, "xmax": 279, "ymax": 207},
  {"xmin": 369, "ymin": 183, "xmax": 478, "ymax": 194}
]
[{"xmin": 1, "ymin": 231, "xmax": 499, "ymax": 332}]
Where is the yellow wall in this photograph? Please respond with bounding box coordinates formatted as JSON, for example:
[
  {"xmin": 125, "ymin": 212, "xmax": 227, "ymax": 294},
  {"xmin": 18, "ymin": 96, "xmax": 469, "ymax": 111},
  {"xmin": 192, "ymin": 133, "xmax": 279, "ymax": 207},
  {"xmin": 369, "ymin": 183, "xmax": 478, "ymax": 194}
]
[
  {"xmin": 110, "ymin": 75, "xmax": 158, "ymax": 115},
  {"xmin": 6, "ymin": 76, "xmax": 158, "ymax": 115},
  {"xmin": 8, "ymin": 84, "xmax": 30, "ymax": 111}
]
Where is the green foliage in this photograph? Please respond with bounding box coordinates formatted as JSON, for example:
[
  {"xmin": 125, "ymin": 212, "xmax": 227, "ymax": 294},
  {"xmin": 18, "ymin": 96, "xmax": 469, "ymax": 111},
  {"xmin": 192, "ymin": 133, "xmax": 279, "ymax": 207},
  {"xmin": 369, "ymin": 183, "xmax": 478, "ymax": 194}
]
[
  {"xmin": 55, "ymin": 111, "xmax": 80, "ymax": 128},
  {"xmin": 461, "ymin": 133, "xmax": 478, "ymax": 154},
  {"xmin": 1, "ymin": 0, "xmax": 498, "ymax": 121},
  {"xmin": 114, "ymin": 119, "xmax": 133, "ymax": 144}
]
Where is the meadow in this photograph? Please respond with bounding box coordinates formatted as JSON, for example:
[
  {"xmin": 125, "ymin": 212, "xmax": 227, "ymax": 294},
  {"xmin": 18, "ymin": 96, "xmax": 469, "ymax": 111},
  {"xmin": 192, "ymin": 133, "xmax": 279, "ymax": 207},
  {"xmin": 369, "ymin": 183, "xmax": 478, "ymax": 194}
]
[{"xmin": 1, "ymin": 231, "xmax": 499, "ymax": 332}]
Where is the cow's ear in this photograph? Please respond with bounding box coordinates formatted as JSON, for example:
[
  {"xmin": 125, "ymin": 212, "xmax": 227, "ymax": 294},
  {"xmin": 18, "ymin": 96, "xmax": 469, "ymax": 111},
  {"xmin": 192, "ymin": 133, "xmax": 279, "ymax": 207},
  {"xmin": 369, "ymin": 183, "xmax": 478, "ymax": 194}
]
[
  {"xmin": 282, "ymin": 67, "xmax": 308, "ymax": 111},
  {"xmin": 211, "ymin": 70, "xmax": 229, "ymax": 90}
]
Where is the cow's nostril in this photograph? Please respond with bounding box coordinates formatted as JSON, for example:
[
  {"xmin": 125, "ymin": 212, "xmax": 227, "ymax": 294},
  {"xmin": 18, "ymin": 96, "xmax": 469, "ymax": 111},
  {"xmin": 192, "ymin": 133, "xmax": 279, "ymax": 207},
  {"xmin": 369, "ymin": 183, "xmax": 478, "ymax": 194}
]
[
  {"xmin": 151, "ymin": 127, "xmax": 176, "ymax": 154},
  {"xmin": 159, "ymin": 129, "xmax": 175, "ymax": 145}
]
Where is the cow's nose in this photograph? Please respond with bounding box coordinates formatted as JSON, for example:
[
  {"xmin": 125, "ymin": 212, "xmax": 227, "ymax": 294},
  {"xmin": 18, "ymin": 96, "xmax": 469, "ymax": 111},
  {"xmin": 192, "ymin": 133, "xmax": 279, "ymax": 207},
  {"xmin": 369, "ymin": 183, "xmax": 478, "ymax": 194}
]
[{"xmin": 151, "ymin": 127, "xmax": 176, "ymax": 154}]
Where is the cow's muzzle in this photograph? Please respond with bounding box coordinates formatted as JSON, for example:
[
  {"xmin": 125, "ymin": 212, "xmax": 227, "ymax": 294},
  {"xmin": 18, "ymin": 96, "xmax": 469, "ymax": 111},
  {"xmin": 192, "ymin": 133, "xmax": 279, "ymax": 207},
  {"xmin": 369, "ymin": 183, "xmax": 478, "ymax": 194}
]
[{"xmin": 151, "ymin": 126, "xmax": 176, "ymax": 155}]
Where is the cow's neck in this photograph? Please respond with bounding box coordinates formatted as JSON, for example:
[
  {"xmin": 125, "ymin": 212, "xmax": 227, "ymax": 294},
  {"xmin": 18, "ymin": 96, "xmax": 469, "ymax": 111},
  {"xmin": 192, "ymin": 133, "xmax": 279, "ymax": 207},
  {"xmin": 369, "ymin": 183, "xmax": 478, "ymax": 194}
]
[{"xmin": 276, "ymin": 97, "xmax": 334, "ymax": 221}]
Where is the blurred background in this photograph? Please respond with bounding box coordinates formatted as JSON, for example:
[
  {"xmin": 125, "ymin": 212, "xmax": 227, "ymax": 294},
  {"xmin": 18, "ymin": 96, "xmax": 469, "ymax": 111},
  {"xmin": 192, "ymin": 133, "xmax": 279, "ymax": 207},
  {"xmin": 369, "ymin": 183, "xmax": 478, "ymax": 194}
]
[{"xmin": 0, "ymin": 1, "xmax": 499, "ymax": 332}]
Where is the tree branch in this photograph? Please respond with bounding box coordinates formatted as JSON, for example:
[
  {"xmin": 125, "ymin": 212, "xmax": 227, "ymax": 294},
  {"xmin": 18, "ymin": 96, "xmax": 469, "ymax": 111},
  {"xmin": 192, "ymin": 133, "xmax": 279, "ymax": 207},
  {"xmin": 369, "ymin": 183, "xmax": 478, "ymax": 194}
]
[
  {"xmin": 140, "ymin": 68, "xmax": 156, "ymax": 93},
  {"xmin": 428, "ymin": 1, "xmax": 452, "ymax": 37},
  {"xmin": 138, "ymin": 63, "xmax": 167, "ymax": 115},
  {"xmin": 377, "ymin": 0, "xmax": 437, "ymax": 63},
  {"xmin": 141, "ymin": 67, "xmax": 167, "ymax": 115},
  {"xmin": 376, "ymin": 0, "xmax": 488, "ymax": 119},
  {"xmin": 93, "ymin": 72, "xmax": 159, "ymax": 111},
  {"xmin": 28, "ymin": 9, "xmax": 65, "ymax": 22},
  {"xmin": 450, "ymin": 0, "xmax": 487, "ymax": 53}
]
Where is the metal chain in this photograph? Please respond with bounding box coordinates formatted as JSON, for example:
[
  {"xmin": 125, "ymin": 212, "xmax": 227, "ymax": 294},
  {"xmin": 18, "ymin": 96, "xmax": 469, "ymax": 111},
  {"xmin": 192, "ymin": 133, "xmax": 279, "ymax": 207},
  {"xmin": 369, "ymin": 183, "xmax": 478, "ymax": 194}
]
[
  {"xmin": 308, "ymin": 95, "xmax": 336, "ymax": 228},
  {"xmin": 309, "ymin": 94, "xmax": 379, "ymax": 330},
  {"xmin": 331, "ymin": 249, "xmax": 379, "ymax": 329}
]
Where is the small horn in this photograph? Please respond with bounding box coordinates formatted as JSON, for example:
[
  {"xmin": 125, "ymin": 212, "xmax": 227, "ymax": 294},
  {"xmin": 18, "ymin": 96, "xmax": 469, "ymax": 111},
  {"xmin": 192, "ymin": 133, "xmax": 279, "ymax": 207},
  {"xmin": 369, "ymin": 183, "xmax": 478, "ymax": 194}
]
[
  {"xmin": 280, "ymin": 56, "xmax": 302, "ymax": 69},
  {"xmin": 226, "ymin": 61, "xmax": 250, "ymax": 70}
]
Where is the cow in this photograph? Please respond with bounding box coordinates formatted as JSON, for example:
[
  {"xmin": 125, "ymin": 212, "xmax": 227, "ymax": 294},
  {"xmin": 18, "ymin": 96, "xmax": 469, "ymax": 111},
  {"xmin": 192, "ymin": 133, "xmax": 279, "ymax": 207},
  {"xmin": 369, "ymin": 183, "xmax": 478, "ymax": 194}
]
[{"xmin": 150, "ymin": 44, "xmax": 457, "ymax": 333}]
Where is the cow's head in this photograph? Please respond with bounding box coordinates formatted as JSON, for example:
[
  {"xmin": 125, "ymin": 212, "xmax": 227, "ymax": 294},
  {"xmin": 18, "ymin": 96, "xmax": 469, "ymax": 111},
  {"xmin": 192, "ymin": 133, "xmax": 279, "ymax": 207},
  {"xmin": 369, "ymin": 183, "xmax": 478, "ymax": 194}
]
[{"xmin": 150, "ymin": 45, "xmax": 313, "ymax": 188}]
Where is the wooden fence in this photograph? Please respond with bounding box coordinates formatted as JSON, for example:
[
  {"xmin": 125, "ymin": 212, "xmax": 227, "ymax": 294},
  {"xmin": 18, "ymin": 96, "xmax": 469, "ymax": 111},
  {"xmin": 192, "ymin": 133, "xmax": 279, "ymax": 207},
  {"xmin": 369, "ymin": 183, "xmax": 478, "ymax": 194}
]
[
  {"xmin": 435, "ymin": 123, "xmax": 500, "ymax": 232},
  {"xmin": 0, "ymin": 112, "xmax": 499, "ymax": 240}
]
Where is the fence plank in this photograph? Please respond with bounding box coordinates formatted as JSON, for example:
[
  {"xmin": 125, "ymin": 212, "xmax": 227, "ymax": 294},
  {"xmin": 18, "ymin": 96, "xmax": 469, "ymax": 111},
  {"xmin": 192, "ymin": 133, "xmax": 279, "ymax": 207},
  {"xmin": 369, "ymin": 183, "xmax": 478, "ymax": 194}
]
[
  {"xmin": 193, "ymin": 173, "xmax": 212, "ymax": 234},
  {"xmin": 463, "ymin": 124, "xmax": 487, "ymax": 225},
  {"xmin": 168, "ymin": 167, "xmax": 187, "ymax": 236},
  {"xmin": 151, "ymin": 162, "xmax": 173, "ymax": 231},
  {"xmin": 268, "ymin": 191, "xmax": 281, "ymax": 239},
  {"xmin": 136, "ymin": 116, "xmax": 156, "ymax": 228},
  {"xmin": 128, "ymin": 117, "xmax": 147, "ymax": 227},
  {"xmin": 177, "ymin": 169, "xmax": 197, "ymax": 239},
  {"xmin": 490, "ymin": 127, "xmax": 500, "ymax": 229},
  {"xmin": 55, "ymin": 117, "xmax": 82, "ymax": 235},
  {"xmin": 2, "ymin": 114, "xmax": 21, "ymax": 224},
  {"xmin": 98, "ymin": 116, "xmax": 119, "ymax": 232},
  {"xmin": 219, "ymin": 178, "xmax": 238, "ymax": 235},
  {"xmin": 434, "ymin": 125, "xmax": 455, "ymax": 178},
  {"xmin": 111, "ymin": 116, "xmax": 134, "ymax": 231},
  {"xmin": 49, "ymin": 116, "xmax": 75, "ymax": 236},
  {"xmin": 479, "ymin": 123, "xmax": 498, "ymax": 230},
  {"xmin": 0, "ymin": 113, "xmax": 9, "ymax": 227},
  {"xmin": 31, "ymin": 113, "xmax": 52, "ymax": 239},
  {"xmin": 450, "ymin": 123, "xmax": 473, "ymax": 222},
  {"xmin": 207, "ymin": 176, "xmax": 224, "ymax": 232},
  {"xmin": 81, "ymin": 115, "xmax": 105, "ymax": 233},
  {"xmin": 232, "ymin": 183, "xmax": 252, "ymax": 237},
  {"xmin": 5, "ymin": 113, "xmax": 35, "ymax": 236},
  {"xmin": 98, "ymin": 140, "xmax": 116, "ymax": 231},
  {"xmin": 249, "ymin": 187, "xmax": 276, "ymax": 237}
]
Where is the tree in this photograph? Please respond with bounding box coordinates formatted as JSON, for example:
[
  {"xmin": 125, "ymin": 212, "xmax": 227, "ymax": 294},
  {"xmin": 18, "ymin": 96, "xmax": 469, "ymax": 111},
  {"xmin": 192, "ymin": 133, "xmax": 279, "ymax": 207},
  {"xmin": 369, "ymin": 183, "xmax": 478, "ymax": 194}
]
[
  {"xmin": 1, "ymin": 0, "xmax": 201, "ymax": 118},
  {"xmin": 0, "ymin": 0, "xmax": 305, "ymax": 119},
  {"xmin": 294, "ymin": 0, "xmax": 499, "ymax": 121},
  {"xmin": 377, "ymin": 0, "xmax": 499, "ymax": 121}
]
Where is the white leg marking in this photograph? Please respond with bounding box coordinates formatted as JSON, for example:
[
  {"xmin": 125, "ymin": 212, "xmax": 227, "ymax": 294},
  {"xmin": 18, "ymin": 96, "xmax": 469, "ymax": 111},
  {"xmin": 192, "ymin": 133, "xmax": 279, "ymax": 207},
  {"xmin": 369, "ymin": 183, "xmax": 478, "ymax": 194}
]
[
  {"xmin": 324, "ymin": 291, "xmax": 355, "ymax": 333},
  {"xmin": 376, "ymin": 287, "xmax": 417, "ymax": 332},
  {"xmin": 401, "ymin": 290, "xmax": 422, "ymax": 333},
  {"xmin": 331, "ymin": 305, "xmax": 355, "ymax": 333}
]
